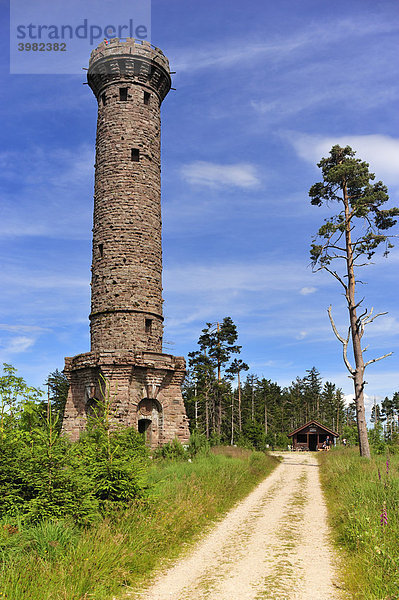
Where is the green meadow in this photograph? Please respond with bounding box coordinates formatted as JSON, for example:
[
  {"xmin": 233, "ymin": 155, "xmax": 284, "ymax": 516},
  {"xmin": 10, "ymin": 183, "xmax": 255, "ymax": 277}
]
[
  {"xmin": 319, "ymin": 448, "xmax": 399, "ymax": 600},
  {"xmin": 0, "ymin": 448, "xmax": 278, "ymax": 600}
]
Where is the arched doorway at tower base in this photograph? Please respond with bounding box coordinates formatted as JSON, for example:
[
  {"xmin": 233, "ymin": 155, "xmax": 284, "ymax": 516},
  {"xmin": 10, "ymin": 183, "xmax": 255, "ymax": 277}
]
[{"xmin": 137, "ymin": 398, "xmax": 163, "ymax": 447}]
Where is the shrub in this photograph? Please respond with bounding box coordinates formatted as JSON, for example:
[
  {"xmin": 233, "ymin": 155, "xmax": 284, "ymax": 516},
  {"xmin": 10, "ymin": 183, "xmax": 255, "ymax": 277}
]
[
  {"xmin": 0, "ymin": 378, "xmax": 150, "ymax": 524},
  {"xmin": 73, "ymin": 427, "xmax": 149, "ymax": 512},
  {"xmin": 153, "ymin": 438, "xmax": 186, "ymax": 460},
  {"xmin": 187, "ymin": 430, "xmax": 210, "ymax": 458}
]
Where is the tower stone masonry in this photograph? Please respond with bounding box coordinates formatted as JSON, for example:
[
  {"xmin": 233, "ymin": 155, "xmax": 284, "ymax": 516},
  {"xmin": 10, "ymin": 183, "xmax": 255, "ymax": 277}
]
[{"xmin": 62, "ymin": 38, "xmax": 190, "ymax": 447}]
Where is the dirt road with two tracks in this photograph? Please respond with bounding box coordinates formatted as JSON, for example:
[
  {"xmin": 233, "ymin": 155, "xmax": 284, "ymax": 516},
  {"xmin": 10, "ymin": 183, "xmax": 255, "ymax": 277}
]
[{"xmin": 132, "ymin": 452, "xmax": 346, "ymax": 600}]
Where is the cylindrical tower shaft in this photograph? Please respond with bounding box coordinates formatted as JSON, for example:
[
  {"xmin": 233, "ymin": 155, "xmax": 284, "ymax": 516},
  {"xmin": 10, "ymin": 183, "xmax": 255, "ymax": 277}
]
[{"xmin": 87, "ymin": 39, "xmax": 171, "ymax": 353}]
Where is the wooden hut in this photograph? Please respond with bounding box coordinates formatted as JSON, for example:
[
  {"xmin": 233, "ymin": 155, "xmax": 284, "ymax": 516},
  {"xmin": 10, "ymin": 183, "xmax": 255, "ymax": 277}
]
[{"xmin": 288, "ymin": 420, "xmax": 339, "ymax": 451}]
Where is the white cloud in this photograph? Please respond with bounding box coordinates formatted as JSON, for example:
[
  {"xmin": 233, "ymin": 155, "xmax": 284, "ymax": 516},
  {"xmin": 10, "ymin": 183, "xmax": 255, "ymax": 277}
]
[
  {"xmin": 163, "ymin": 258, "xmax": 399, "ymax": 364},
  {"xmin": 1, "ymin": 336, "xmax": 35, "ymax": 355},
  {"xmin": 343, "ymin": 392, "xmax": 392, "ymax": 424},
  {"xmin": 180, "ymin": 161, "xmax": 261, "ymax": 189},
  {"xmin": 300, "ymin": 287, "xmax": 317, "ymax": 295},
  {"xmin": 289, "ymin": 134, "xmax": 399, "ymax": 187},
  {"xmin": 262, "ymin": 359, "xmax": 294, "ymax": 369},
  {"xmin": 296, "ymin": 331, "xmax": 308, "ymax": 340},
  {"xmin": 323, "ymin": 366, "xmax": 398, "ymax": 405},
  {"xmin": 0, "ymin": 258, "xmax": 90, "ymax": 325},
  {"xmin": 361, "ymin": 315, "xmax": 399, "ymax": 338}
]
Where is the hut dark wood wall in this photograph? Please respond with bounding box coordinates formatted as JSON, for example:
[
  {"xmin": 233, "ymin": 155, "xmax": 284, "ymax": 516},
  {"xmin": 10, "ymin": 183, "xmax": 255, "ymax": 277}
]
[{"xmin": 288, "ymin": 420, "xmax": 339, "ymax": 451}]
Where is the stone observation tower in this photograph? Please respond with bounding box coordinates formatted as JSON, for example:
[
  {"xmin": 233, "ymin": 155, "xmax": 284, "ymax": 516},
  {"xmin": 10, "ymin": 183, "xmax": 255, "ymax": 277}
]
[{"xmin": 62, "ymin": 39, "xmax": 190, "ymax": 447}]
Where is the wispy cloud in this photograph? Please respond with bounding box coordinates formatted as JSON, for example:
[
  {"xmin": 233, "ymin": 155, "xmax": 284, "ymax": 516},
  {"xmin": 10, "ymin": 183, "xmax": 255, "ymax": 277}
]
[
  {"xmin": 300, "ymin": 287, "xmax": 317, "ymax": 295},
  {"xmin": 172, "ymin": 37, "xmax": 306, "ymax": 73},
  {"xmin": 1, "ymin": 272, "xmax": 88, "ymax": 290},
  {"xmin": 0, "ymin": 145, "xmax": 94, "ymax": 239},
  {"xmin": 0, "ymin": 256, "xmax": 90, "ymax": 326},
  {"xmin": 171, "ymin": 16, "xmax": 398, "ymax": 74},
  {"xmin": 162, "ymin": 257, "xmax": 399, "ymax": 364},
  {"xmin": 0, "ymin": 335, "xmax": 36, "ymax": 361},
  {"xmin": 180, "ymin": 161, "xmax": 261, "ymax": 189},
  {"xmin": 0, "ymin": 324, "xmax": 48, "ymax": 333},
  {"xmin": 5, "ymin": 336, "xmax": 35, "ymax": 354},
  {"xmin": 163, "ymin": 260, "xmax": 333, "ymax": 345},
  {"xmin": 164, "ymin": 260, "xmax": 319, "ymax": 294},
  {"xmin": 288, "ymin": 133, "xmax": 399, "ymax": 187}
]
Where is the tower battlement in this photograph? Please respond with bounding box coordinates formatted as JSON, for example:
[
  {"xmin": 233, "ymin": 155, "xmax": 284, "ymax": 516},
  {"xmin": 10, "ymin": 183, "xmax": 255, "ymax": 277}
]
[
  {"xmin": 89, "ymin": 38, "xmax": 170, "ymax": 70},
  {"xmin": 87, "ymin": 38, "xmax": 171, "ymax": 101}
]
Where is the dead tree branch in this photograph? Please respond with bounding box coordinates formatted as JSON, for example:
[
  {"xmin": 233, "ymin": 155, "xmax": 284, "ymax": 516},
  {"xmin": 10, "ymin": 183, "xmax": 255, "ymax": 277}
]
[
  {"xmin": 363, "ymin": 309, "xmax": 388, "ymax": 325},
  {"xmin": 364, "ymin": 352, "xmax": 393, "ymax": 368},
  {"xmin": 328, "ymin": 305, "xmax": 355, "ymax": 377}
]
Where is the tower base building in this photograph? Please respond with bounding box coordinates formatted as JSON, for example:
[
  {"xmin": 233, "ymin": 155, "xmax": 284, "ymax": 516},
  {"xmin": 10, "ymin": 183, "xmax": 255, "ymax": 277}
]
[
  {"xmin": 63, "ymin": 350, "xmax": 189, "ymax": 446},
  {"xmin": 62, "ymin": 39, "xmax": 189, "ymax": 446}
]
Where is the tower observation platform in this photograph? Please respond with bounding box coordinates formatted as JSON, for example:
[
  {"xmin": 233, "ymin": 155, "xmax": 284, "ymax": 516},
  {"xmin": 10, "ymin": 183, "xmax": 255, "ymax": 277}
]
[{"xmin": 62, "ymin": 39, "xmax": 190, "ymax": 447}]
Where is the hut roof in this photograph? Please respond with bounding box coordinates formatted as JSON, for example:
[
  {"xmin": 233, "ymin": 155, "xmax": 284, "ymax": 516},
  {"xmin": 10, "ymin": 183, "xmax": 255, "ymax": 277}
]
[{"xmin": 288, "ymin": 419, "xmax": 339, "ymax": 438}]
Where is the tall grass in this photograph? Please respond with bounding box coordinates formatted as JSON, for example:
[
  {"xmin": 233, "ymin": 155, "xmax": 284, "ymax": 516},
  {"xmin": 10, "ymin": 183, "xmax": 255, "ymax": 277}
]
[
  {"xmin": 0, "ymin": 449, "xmax": 278, "ymax": 599},
  {"xmin": 319, "ymin": 448, "xmax": 399, "ymax": 599}
]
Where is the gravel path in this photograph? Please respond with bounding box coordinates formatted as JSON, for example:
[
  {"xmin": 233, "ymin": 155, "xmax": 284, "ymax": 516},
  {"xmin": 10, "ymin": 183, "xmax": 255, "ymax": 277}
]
[{"xmin": 131, "ymin": 453, "xmax": 345, "ymax": 600}]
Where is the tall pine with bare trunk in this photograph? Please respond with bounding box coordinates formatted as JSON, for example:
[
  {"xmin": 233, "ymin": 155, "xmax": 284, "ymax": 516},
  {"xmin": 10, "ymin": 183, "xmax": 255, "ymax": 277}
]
[{"xmin": 309, "ymin": 145, "xmax": 399, "ymax": 457}]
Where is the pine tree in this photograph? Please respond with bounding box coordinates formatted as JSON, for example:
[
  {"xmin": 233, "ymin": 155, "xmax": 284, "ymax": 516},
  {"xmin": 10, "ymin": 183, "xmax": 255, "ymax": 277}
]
[
  {"xmin": 310, "ymin": 145, "xmax": 399, "ymax": 457},
  {"xmin": 196, "ymin": 317, "xmax": 242, "ymax": 435},
  {"xmin": 303, "ymin": 367, "xmax": 322, "ymax": 421},
  {"xmin": 46, "ymin": 369, "xmax": 69, "ymax": 432},
  {"xmin": 226, "ymin": 358, "xmax": 249, "ymax": 437}
]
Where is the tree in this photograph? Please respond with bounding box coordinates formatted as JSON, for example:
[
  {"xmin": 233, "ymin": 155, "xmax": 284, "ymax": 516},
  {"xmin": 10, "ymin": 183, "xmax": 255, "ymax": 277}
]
[
  {"xmin": 46, "ymin": 369, "xmax": 69, "ymax": 432},
  {"xmin": 258, "ymin": 379, "xmax": 283, "ymax": 434},
  {"xmin": 303, "ymin": 367, "xmax": 322, "ymax": 421},
  {"xmin": 198, "ymin": 317, "xmax": 241, "ymax": 382},
  {"xmin": 381, "ymin": 396, "xmax": 397, "ymax": 440},
  {"xmin": 226, "ymin": 358, "xmax": 249, "ymax": 440},
  {"xmin": 370, "ymin": 402, "xmax": 382, "ymax": 425},
  {"xmin": 197, "ymin": 317, "xmax": 241, "ymax": 434},
  {"xmin": 346, "ymin": 401, "xmax": 357, "ymax": 427},
  {"xmin": 0, "ymin": 363, "xmax": 43, "ymax": 437},
  {"xmin": 321, "ymin": 381, "xmax": 345, "ymax": 433},
  {"xmin": 309, "ymin": 145, "xmax": 399, "ymax": 457},
  {"xmin": 286, "ymin": 377, "xmax": 306, "ymax": 426},
  {"xmin": 187, "ymin": 350, "xmax": 217, "ymax": 437}
]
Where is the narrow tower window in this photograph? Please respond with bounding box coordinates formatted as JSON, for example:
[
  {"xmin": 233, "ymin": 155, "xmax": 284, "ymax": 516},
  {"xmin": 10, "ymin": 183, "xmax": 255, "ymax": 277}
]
[
  {"xmin": 143, "ymin": 91, "xmax": 150, "ymax": 105},
  {"xmin": 98, "ymin": 243, "xmax": 103, "ymax": 257},
  {"xmin": 131, "ymin": 148, "xmax": 140, "ymax": 162},
  {"xmin": 101, "ymin": 93, "xmax": 107, "ymax": 106},
  {"xmin": 119, "ymin": 87, "xmax": 128, "ymax": 101},
  {"xmin": 145, "ymin": 319, "xmax": 153, "ymax": 334}
]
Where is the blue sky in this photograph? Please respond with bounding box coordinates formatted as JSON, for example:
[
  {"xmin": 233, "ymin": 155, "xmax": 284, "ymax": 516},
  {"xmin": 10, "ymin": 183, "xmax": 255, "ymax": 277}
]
[{"xmin": 1, "ymin": 0, "xmax": 398, "ymax": 419}]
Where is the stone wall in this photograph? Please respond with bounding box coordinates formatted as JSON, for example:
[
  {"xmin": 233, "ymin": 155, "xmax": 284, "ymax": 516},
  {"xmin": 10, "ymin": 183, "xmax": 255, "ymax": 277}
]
[
  {"xmin": 62, "ymin": 39, "xmax": 190, "ymax": 447},
  {"xmin": 63, "ymin": 351, "xmax": 189, "ymax": 445},
  {"xmin": 89, "ymin": 39, "xmax": 169, "ymax": 353}
]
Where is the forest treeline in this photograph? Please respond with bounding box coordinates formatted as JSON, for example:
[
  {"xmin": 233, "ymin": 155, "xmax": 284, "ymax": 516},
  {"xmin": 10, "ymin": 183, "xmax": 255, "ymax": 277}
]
[
  {"xmin": 183, "ymin": 317, "xmax": 351, "ymax": 449},
  {"xmin": 3, "ymin": 316, "xmax": 398, "ymax": 458},
  {"xmin": 183, "ymin": 317, "xmax": 399, "ymax": 450}
]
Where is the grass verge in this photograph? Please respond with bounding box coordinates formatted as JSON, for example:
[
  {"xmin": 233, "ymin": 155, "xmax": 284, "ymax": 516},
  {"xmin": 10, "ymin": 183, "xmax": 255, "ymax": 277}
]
[
  {"xmin": 319, "ymin": 448, "xmax": 399, "ymax": 600},
  {"xmin": 0, "ymin": 448, "xmax": 278, "ymax": 600}
]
